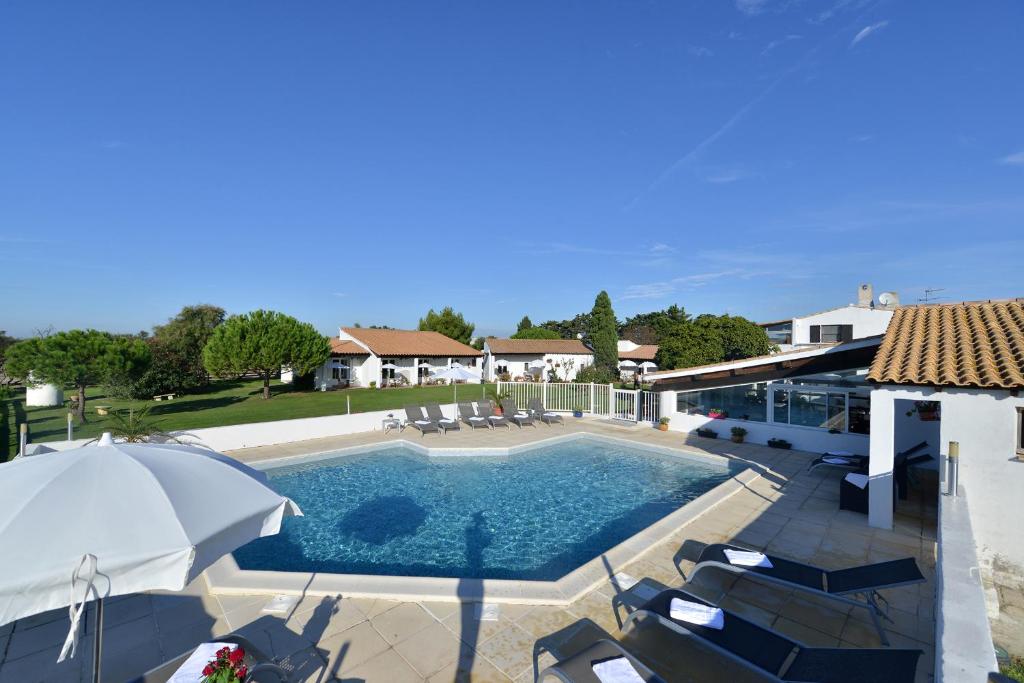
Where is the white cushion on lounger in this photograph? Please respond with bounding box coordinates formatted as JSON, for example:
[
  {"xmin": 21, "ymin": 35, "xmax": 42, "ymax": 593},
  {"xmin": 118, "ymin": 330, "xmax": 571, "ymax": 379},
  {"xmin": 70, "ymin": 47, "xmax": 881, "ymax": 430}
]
[
  {"xmin": 515, "ymin": 412, "xmax": 530, "ymax": 418},
  {"xmin": 415, "ymin": 420, "xmax": 432, "ymax": 425},
  {"xmin": 823, "ymin": 456, "xmax": 853, "ymax": 465},
  {"xmin": 669, "ymin": 598, "xmax": 724, "ymax": 629},
  {"xmin": 439, "ymin": 418, "xmax": 455, "ymax": 423},
  {"xmin": 469, "ymin": 416, "xmax": 486, "ymax": 421},
  {"xmin": 825, "ymin": 450, "xmax": 854, "ymax": 457},
  {"xmin": 487, "ymin": 416, "xmax": 503, "ymax": 421},
  {"xmin": 592, "ymin": 656, "xmax": 645, "ymax": 683},
  {"xmin": 543, "ymin": 412, "xmax": 559, "ymax": 417},
  {"xmin": 723, "ymin": 549, "xmax": 773, "ymax": 568},
  {"xmin": 169, "ymin": 642, "xmax": 237, "ymax": 683},
  {"xmin": 845, "ymin": 472, "xmax": 869, "ymax": 489}
]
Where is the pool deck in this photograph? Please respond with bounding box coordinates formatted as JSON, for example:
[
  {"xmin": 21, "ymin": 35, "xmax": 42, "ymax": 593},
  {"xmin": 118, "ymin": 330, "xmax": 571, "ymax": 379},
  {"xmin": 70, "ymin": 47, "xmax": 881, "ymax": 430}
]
[{"xmin": 0, "ymin": 419, "xmax": 938, "ymax": 682}]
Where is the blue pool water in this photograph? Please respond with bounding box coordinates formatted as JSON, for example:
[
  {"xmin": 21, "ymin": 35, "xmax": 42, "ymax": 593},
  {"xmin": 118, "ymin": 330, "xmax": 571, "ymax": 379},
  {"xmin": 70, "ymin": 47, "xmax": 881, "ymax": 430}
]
[{"xmin": 234, "ymin": 437, "xmax": 734, "ymax": 581}]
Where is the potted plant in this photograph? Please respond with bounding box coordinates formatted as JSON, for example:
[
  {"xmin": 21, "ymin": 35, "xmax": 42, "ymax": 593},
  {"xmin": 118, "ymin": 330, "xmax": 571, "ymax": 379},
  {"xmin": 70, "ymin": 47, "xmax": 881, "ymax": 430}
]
[
  {"xmin": 730, "ymin": 426, "xmax": 747, "ymax": 443},
  {"xmin": 572, "ymin": 406, "xmax": 584, "ymax": 418},
  {"xmin": 696, "ymin": 427, "xmax": 717, "ymax": 439},
  {"xmin": 657, "ymin": 416, "xmax": 670, "ymax": 432},
  {"xmin": 767, "ymin": 437, "xmax": 792, "ymax": 450},
  {"xmin": 708, "ymin": 409, "xmax": 727, "ymax": 419},
  {"xmin": 369, "ymin": 381, "xmax": 377, "ymax": 389}
]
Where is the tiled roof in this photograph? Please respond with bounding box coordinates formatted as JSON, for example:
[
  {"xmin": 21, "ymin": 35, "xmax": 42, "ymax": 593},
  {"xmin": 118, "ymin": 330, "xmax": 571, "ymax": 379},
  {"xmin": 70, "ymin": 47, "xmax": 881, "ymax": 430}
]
[
  {"xmin": 867, "ymin": 299, "xmax": 1024, "ymax": 389},
  {"xmin": 341, "ymin": 328, "xmax": 482, "ymax": 358},
  {"xmin": 330, "ymin": 339, "xmax": 370, "ymax": 356},
  {"xmin": 618, "ymin": 344, "xmax": 658, "ymax": 361},
  {"xmin": 486, "ymin": 338, "xmax": 592, "ymax": 355}
]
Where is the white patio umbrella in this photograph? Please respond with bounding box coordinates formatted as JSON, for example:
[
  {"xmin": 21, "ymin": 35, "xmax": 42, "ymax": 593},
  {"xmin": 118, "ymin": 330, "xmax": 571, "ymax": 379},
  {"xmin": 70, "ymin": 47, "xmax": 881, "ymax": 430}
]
[
  {"xmin": 638, "ymin": 361, "xmax": 657, "ymax": 372},
  {"xmin": 431, "ymin": 364, "xmax": 480, "ymax": 403},
  {"xmin": 619, "ymin": 360, "xmax": 638, "ymax": 368},
  {"xmin": 0, "ymin": 435, "xmax": 301, "ymax": 683}
]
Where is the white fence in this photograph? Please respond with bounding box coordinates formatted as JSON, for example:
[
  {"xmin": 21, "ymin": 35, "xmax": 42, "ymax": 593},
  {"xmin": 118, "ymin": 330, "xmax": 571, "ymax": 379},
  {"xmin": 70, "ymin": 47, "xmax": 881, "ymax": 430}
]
[{"xmin": 496, "ymin": 382, "xmax": 659, "ymax": 424}]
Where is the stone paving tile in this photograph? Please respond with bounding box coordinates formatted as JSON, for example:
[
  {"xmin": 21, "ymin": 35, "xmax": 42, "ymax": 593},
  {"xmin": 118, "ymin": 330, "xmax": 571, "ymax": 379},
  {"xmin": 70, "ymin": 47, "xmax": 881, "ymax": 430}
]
[
  {"xmin": 339, "ymin": 646, "xmax": 424, "ymax": 683},
  {"xmin": 393, "ymin": 621, "xmax": 462, "ymax": 678},
  {"xmin": 320, "ymin": 621, "xmax": 392, "ymax": 676},
  {"xmin": 370, "ymin": 602, "xmax": 437, "ymax": 645}
]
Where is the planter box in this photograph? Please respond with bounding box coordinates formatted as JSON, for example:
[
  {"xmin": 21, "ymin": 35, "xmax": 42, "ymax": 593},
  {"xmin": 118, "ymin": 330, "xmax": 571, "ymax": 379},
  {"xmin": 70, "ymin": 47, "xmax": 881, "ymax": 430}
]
[
  {"xmin": 767, "ymin": 439, "xmax": 792, "ymax": 450},
  {"xmin": 695, "ymin": 428, "xmax": 718, "ymax": 439}
]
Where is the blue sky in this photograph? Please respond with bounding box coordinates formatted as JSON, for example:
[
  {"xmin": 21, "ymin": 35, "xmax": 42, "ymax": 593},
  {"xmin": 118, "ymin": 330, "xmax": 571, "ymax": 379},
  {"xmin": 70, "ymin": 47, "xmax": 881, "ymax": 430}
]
[{"xmin": 2, "ymin": 1, "xmax": 1022, "ymax": 338}]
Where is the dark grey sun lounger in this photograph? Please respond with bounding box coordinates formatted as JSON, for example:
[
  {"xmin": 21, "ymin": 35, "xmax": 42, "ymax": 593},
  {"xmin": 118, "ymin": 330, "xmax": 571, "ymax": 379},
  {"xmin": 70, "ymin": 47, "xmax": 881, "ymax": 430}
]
[
  {"xmin": 404, "ymin": 405, "xmax": 442, "ymax": 436},
  {"xmin": 624, "ymin": 589, "xmax": 921, "ymax": 683},
  {"xmin": 539, "ymin": 639, "xmax": 665, "ymax": 682},
  {"xmin": 529, "ymin": 397, "xmax": 564, "ymax": 426},
  {"xmin": 459, "ymin": 401, "xmax": 490, "ymax": 430},
  {"xmin": 501, "ymin": 399, "xmax": 536, "ymax": 428},
  {"xmin": 683, "ymin": 542, "xmax": 926, "ymax": 645},
  {"xmin": 807, "ymin": 440, "xmax": 927, "ymax": 473},
  {"xmin": 425, "ymin": 402, "xmax": 459, "ymax": 431},
  {"xmin": 477, "ymin": 399, "xmax": 510, "ymax": 430}
]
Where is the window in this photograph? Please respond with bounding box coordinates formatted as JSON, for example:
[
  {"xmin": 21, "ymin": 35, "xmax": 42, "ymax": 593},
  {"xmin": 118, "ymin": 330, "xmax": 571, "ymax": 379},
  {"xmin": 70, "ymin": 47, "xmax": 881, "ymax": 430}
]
[
  {"xmin": 676, "ymin": 383, "xmax": 768, "ymax": 422},
  {"xmin": 771, "ymin": 386, "xmax": 849, "ymax": 431},
  {"xmin": 848, "ymin": 392, "xmax": 870, "ymax": 434},
  {"xmin": 381, "ymin": 359, "xmax": 397, "ymax": 380},
  {"xmin": 810, "ymin": 324, "xmax": 853, "ymax": 344},
  {"xmin": 496, "ymin": 364, "xmax": 508, "ymax": 376},
  {"xmin": 1017, "ymin": 408, "xmax": 1024, "ymax": 456}
]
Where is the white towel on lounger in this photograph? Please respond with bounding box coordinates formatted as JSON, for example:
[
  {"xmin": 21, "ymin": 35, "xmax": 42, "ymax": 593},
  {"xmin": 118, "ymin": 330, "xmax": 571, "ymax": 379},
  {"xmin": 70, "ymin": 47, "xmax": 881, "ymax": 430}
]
[
  {"xmin": 592, "ymin": 656, "xmax": 645, "ymax": 683},
  {"xmin": 468, "ymin": 416, "xmax": 485, "ymax": 421},
  {"xmin": 415, "ymin": 420, "xmax": 432, "ymax": 425},
  {"xmin": 169, "ymin": 643, "xmax": 237, "ymax": 683},
  {"xmin": 823, "ymin": 456, "xmax": 853, "ymax": 465},
  {"xmin": 723, "ymin": 549, "xmax": 773, "ymax": 568},
  {"xmin": 845, "ymin": 472, "xmax": 869, "ymax": 489},
  {"xmin": 669, "ymin": 598, "xmax": 724, "ymax": 629},
  {"xmin": 515, "ymin": 412, "xmax": 530, "ymax": 418},
  {"xmin": 487, "ymin": 415, "xmax": 503, "ymax": 421}
]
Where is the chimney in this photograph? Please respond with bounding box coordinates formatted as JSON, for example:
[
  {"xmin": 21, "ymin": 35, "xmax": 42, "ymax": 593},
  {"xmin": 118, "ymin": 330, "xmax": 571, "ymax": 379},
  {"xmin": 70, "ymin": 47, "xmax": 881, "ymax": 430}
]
[{"xmin": 858, "ymin": 283, "xmax": 873, "ymax": 306}]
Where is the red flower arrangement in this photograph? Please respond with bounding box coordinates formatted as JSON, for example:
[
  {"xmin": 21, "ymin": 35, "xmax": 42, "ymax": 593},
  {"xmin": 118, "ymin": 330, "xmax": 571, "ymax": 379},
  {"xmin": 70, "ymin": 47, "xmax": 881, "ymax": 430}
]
[{"xmin": 201, "ymin": 645, "xmax": 248, "ymax": 683}]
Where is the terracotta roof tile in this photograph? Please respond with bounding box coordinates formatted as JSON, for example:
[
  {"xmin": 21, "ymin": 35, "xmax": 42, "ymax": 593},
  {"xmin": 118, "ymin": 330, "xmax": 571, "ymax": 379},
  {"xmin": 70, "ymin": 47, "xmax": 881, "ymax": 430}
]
[
  {"xmin": 867, "ymin": 299, "xmax": 1024, "ymax": 389},
  {"xmin": 618, "ymin": 344, "xmax": 658, "ymax": 361},
  {"xmin": 330, "ymin": 339, "xmax": 370, "ymax": 355},
  {"xmin": 486, "ymin": 338, "xmax": 592, "ymax": 355},
  {"xmin": 341, "ymin": 327, "xmax": 482, "ymax": 358}
]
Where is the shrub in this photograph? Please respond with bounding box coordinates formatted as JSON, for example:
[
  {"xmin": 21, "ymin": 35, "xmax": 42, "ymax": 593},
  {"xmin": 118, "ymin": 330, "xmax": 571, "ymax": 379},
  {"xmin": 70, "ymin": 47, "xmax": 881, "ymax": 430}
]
[
  {"xmin": 767, "ymin": 438, "xmax": 792, "ymax": 449},
  {"xmin": 575, "ymin": 365, "xmax": 617, "ymax": 384},
  {"xmin": 659, "ymin": 417, "xmax": 670, "ymax": 425},
  {"xmin": 730, "ymin": 426, "xmax": 748, "ymax": 438},
  {"xmin": 696, "ymin": 427, "xmax": 717, "ymax": 439}
]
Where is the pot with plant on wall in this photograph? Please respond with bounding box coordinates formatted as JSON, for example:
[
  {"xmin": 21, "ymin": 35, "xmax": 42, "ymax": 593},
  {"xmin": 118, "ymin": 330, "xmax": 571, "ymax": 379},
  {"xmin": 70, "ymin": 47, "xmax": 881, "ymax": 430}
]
[
  {"xmin": 708, "ymin": 409, "xmax": 727, "ymax": 419},
  {"xmin": 572, "ymin": 406, "xmax": 584, "ymax": 418},
  {"xmin": 658, "ymin": 417, "xmax": 670, "ymax": 432},
  {"xmin": 730, "ymin": 426, "xmax": 747, "ymax": 443}
]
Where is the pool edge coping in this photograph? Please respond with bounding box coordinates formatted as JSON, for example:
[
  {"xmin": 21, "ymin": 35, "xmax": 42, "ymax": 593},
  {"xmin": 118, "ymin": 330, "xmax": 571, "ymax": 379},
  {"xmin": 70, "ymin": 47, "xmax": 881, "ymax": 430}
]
[{"xmin": 206, "ymin": 440, "xmax": 761, "ymax": 605}]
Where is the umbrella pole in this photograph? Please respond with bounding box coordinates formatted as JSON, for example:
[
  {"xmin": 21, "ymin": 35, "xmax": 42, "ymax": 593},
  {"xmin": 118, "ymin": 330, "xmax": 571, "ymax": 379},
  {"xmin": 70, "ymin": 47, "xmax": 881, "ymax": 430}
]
[{"xmin": 92, "ymin": 597, "xmax": 103, "ymax": 683}]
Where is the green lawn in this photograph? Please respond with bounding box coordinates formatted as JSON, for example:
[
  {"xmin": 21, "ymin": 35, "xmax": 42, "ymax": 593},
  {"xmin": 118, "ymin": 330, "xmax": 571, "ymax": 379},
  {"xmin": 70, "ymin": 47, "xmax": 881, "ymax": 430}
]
[{"xmin": 2, "ymin": 379, "xmax": 496, "ymax": 460}]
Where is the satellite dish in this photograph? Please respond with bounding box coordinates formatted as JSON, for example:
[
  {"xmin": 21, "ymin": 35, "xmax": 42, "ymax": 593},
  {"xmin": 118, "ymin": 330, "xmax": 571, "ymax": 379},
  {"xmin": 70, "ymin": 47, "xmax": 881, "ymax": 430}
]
[{"xmin": 878, "ymin": 291, "xmax": 898, "ymax": 307}]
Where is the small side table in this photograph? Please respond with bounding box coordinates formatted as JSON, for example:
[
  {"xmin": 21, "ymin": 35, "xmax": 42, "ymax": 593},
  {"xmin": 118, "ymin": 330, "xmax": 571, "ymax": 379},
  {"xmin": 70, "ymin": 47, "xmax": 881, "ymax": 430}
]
[{"xmin": 382, "ymin": 418, "xmax": 402, "ymax": 434}]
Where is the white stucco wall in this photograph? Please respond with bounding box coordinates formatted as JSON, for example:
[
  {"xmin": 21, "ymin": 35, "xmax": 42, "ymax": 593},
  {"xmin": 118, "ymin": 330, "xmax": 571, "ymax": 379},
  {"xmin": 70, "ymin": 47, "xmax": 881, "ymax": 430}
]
[
  {"xmin": 485, "ymin": 352, "xmax": 592, "ymax": 381},
  {"xmin": 873, "ymin": 385, "xmax": 1024, "ymax": 571},
  {"xmin": 791, "ymin": 306, "xmax": 893, "ymax": 345}
]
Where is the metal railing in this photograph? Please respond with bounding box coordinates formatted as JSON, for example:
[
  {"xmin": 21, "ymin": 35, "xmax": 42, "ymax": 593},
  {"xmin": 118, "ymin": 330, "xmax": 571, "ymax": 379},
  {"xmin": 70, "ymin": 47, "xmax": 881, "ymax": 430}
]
[{"xmin": 495, "ymin": 382, "xmax": 661, "ymax": 424}]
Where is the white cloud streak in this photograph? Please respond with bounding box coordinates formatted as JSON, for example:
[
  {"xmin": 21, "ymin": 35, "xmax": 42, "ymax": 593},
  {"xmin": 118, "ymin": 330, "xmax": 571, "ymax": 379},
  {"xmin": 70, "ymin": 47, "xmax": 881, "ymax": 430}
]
[
  {"xmin": 998, "ymin": 150, "xmax": 1024, "ymax": 166},
  {"xmin": 850, "ymin": 20, "xmax": 889, "ymax": 47}
]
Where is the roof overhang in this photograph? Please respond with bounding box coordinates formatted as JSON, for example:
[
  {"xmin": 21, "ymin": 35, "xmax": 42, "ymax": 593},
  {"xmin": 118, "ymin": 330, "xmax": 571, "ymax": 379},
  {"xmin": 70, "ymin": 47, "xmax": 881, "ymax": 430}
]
[{"xmin": 651, "ymin": 336, "xmax": 882, "ymax": 392}]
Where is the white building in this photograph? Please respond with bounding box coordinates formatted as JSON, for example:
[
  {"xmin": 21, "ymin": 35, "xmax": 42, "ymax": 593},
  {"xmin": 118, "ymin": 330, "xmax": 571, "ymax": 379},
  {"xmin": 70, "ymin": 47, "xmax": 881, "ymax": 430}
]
[
  {"xmin": 481, "ymin": 338, "xmax": 661, "ymax": 382},
  {"xmin": 761, "ymin": 284, "xmax": 898, "ymax": 352},
  {"xmin": 286, "ymin": 327, "xmax": 482, "ymax": 390},
  {"xmin": 482, "ymin": 338, "xmax": 592, "ymax": 382}
]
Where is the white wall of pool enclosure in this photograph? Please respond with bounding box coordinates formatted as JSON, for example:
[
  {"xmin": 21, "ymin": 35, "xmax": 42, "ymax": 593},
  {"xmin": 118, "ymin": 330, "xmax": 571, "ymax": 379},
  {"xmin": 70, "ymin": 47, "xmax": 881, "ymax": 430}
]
[{"xmin": 495, "ymin": 381, "xmax": 661, "ymax": 422}]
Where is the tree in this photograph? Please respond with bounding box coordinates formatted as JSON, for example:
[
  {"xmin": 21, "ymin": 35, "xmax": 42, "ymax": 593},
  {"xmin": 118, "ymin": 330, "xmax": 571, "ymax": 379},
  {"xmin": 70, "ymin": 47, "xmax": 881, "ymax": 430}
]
[
  {"xmin": 655, "ymin": 321, "xmax": 724, "ymax": 371},
  {"xmin": 588, "ymin": 291, "xmax": 619, "ymax": 374},
  {"xmin": 0, "ymin": 330, "xmax": 17, "ymax": 386},
  {"xmin": 694, "ymin": 314, "xmax": 774, "ymax": 360},
  {"xmin": 418, "ymin": 307, "xmax": 475, "ymax": 345},
  {"xmin": 5, "ymin": 330, "xmax": 151, "ymax": 421},
  {"xmin": 620, "ymin": 305, "xmax": 691, "ymax": 344},
  {"xmin": 511, "ymin": 327, "xmax": 561, "ymax": 340},
  {"xmin": 516, "ymin": 316, "xmax": 533, "ymax": 333},
  {"xmin": 203, "ymin": 310, "xmax": 330, "ymax": 399},
  {"xmin": 539, "ymin": 313, "xmax": 592, "ymax": 340},
  {"xmin": 153, "ymin": 304, "xmax": 225, "ymax": 386}
]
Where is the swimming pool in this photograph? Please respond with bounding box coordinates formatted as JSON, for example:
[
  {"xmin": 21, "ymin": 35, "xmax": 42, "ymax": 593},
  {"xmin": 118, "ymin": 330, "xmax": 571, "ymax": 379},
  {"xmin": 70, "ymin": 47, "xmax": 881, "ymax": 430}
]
[{"xmin": 234, "ymin": 436, "xmax": 735, "ymax": 581}]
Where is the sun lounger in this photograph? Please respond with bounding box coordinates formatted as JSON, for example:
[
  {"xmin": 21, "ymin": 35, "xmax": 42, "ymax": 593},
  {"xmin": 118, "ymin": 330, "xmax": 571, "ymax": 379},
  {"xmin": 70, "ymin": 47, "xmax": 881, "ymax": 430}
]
[
  {"xmin": 501, "ymin": 399, "xmax": 536, "ymax": 428},
  {"xmin": 623, "ymin": 588, "xmax": 921, "ymax": 682},
  {"xmin": 459, "ymin": 401, "xmax": 490, "ymax": 430},
  {"xmin": 425, "ymin": 402, "xmax": 460, "ymax": 431},
  {"xmin": 477, "ymin": 400, "xmax": 510, "ymax": 430},
  {"xmin": 539, "ymin": 639, "xmax": 666, "ymax": 682},
  {"xmin": 404, "ymin": 405, "xmax": 442, "ymax": 436},
  {"xmin": 529, "ymin": 397, "xmax": 564, "ymax": 426},
  {"xmin": 129, "ymin": 633, "xmax": 288, "ymax": 683},
  {"xmin": 682, "ymin": 542, "xmax": 925, "ymax": 645},
  {"xmin": 806, "ymin": 440, "xmax": 927, "ymax": 473}
]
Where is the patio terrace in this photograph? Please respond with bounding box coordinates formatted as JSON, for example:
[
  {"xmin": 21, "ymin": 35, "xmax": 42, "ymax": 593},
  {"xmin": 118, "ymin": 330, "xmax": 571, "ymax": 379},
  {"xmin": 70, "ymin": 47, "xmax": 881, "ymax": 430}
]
[{"xmin": 0, "ymin": 420, "xmax": 938, "ymax": 683}]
